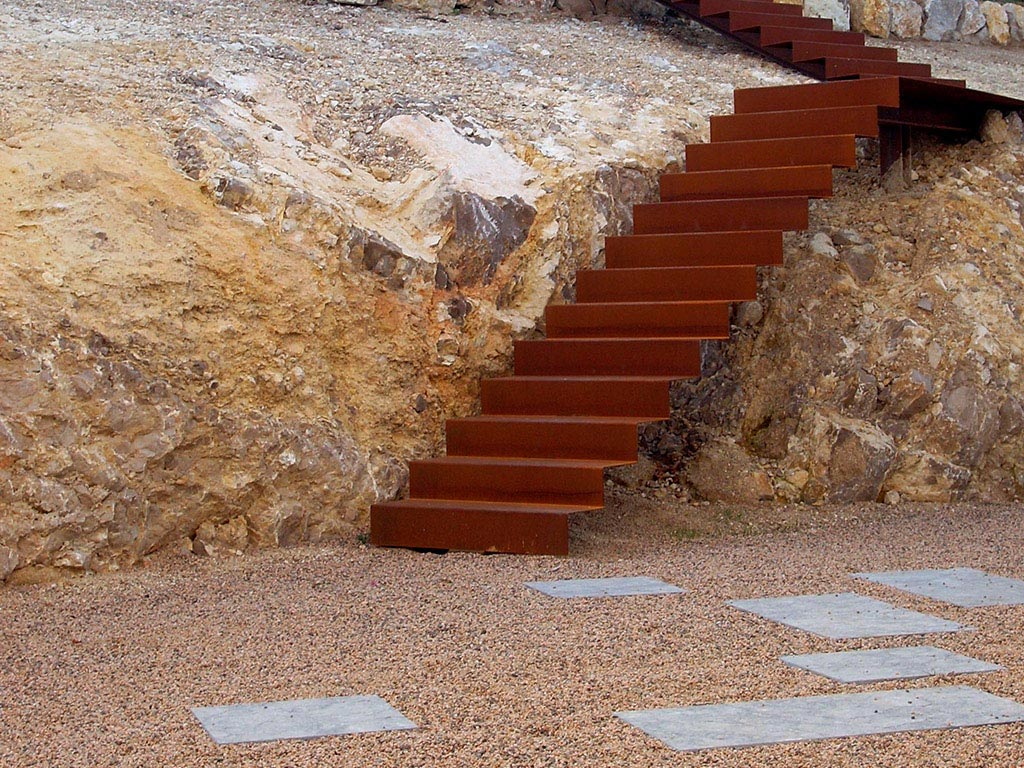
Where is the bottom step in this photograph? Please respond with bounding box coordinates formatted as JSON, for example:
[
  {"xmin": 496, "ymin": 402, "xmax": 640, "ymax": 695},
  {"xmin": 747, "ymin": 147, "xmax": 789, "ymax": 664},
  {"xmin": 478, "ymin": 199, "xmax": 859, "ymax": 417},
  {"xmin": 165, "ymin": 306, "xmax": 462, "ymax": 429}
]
[{"xmin": 370, "ymin": 499, "xmax": 599, "ymax": 555}]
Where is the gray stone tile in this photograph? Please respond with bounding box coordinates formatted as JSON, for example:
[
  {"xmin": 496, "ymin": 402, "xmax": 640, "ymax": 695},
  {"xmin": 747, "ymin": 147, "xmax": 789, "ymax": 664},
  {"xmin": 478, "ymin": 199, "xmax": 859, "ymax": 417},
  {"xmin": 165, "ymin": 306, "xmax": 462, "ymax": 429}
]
[
  {"xmin": 192, "ymin": 695, "xmax": 416, "ymax": 745},
  {"xmin": 525, "ymin": 576, "xmax": 684, "ymax": 598},
  {"xmin": 782, "ymin": 646, "xmax": 1002, "ymax": 684},
  {"xmin": 728, "ymin": 593, "xmax": 965, "ymax": 639},
  {"xmin": 854, "ymin": 568, "xmax": 1024, "ymax": 608},
  {"xmin": 615, "ymin": 686, "xmax": 1024, "ymax": 753}
]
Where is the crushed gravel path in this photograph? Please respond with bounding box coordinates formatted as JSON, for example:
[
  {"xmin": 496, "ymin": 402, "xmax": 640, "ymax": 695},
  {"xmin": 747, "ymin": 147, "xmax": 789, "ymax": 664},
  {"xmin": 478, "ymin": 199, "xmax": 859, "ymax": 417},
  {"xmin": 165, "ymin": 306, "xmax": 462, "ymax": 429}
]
[{"xmin": 2, "ymin": 498, "xmax": 1023, "ymax": 766}]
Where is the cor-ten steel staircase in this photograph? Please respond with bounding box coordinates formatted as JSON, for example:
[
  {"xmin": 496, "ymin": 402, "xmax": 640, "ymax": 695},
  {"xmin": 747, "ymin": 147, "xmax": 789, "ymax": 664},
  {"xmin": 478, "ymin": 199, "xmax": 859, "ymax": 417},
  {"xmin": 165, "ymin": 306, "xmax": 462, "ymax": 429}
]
[{"xmin": 370, "ymin": 0, "xmax": 1024, "ymax": 555}]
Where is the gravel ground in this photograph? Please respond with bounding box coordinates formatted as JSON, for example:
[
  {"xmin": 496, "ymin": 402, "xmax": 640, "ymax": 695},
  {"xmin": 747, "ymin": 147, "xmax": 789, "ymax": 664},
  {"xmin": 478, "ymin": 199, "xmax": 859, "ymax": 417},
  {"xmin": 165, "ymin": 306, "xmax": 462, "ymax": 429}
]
[{"xmin": 2, "ymin": 496, "xmax": 1024, "ymax": 767}]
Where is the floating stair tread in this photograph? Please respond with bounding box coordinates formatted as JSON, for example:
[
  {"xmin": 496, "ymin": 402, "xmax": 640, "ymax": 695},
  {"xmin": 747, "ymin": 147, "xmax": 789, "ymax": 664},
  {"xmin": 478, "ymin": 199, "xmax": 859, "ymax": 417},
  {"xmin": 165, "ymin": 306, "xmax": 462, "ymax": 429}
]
[
  {"xmin": 373, "ymin": 498, "xmax": 599, "ymax": 514},
  {"xmin": 824, "ymin": 58, "xmax": 931, "ymax": 80},
  {"xmin": 412, "ymin": 456, "xmax": 618, "ymax": 470},
  {"xmin": 604, "ymin": 230, "xmax": 783, "ymax": 268},
  {"xmin": 729, "ymin": 11, "xmax": 835, "ymax": 31},
  {"xmin": 450, "ymin": 414, "xmax": 649, "ymax": 426},
  {"xmin": 698, "ymin": 0, "xmax": 804, "ymax": 16},
  {"xmin": 790, "ymin": 41, "xmax": 898, "ymax": 63},
  {"xmin": 734, "ymin": 77, "xmax": 901, "ymax": 113},
  {"xmin": 660, "ymin": 164, "xmax": 834, "ymax": 197},
  {"xmin": 759, "ymin": 26, "xmax": 866, "ymax": 46},
  {"xmin": 686, "ymin": 136, "xmax": 855, "ymax": 171}
]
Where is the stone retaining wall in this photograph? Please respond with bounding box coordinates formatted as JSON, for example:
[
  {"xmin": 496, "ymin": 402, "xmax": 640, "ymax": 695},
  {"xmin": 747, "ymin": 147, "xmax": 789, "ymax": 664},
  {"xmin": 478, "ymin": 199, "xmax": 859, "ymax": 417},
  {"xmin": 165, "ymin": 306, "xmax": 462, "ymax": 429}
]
[{"xmin": 800, "ymin": 0, "xmax": 1024, "ymax": 43}]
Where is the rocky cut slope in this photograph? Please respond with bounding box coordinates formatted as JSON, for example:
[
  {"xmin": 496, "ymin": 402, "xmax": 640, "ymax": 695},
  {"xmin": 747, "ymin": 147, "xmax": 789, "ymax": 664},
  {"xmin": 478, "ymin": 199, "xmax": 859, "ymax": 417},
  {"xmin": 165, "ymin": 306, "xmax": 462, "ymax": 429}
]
[
  {"xmin": 0, "ymin": 0, "xmax": 811, "ymax": 580},
  {"xmin": 1, "ymin": 0, "xmax": 1023, "ymax": 580}
]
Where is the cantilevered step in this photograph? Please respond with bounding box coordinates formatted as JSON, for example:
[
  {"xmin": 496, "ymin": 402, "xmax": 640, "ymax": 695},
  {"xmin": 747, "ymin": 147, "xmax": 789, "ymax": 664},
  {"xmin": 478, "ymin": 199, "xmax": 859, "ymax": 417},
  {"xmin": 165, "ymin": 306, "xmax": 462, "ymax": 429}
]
[
  {"xmin": 790, "ymin": 41, "xmax": 897, "ymax": 63},
  {"xmin": 410, "ymin": 456, "xmax": 609, "ymax": 506},
  {"xmin": 633, "ymin": 195, "xmax": 809, "ymax": 233},
  {"xmin": 686, "ymin": 136, "xmax": 855, "ymax": 171},
  {"xmin": 546, "ymin": 301, "xmax": 730, "ymax": 338},
  {"xmin": 759, "ymin": 26, "xmax": 866, "ymax": 46},
  {"xmin": 710, "ymin": 107, "xmax": 878, "ymax": 141},
  {"xmin": 369, "ymin": 498, "xmax": 590, "ymax": 555},
  {"xmin": 446, "ymin": 415, "xmax": 643, "ymax": 461},
  {"xmin": 604, "ymin": 230, "xmax": 783, "ymax": 268},
  {"xmin": 729, "ymin": 11, "xmax": 834, "ymax": 32},
  {"xmin": 659, "ymin": 165, "xmax": 834, "ymax": 199},
  {"xmin": 576, "ymin": 265, "xmax": 758, "ymax": 303},
  {"xmin": 825, "ymin": 58, "xmax": 931, "ymax": 80},
  {"xmin": 514, "ymin": 337, "xmax": 701, "ymax": 377},
  {"xmin": 481, "ymin": 376, "xmax": 672, "ymax": 418},
  {"xmin": 698, "ymin": 0, "xmax": 804, "ymax": 17},
  {"xmin": 734, "ymin": 76, "xmax": 900, "ymax": 112}
]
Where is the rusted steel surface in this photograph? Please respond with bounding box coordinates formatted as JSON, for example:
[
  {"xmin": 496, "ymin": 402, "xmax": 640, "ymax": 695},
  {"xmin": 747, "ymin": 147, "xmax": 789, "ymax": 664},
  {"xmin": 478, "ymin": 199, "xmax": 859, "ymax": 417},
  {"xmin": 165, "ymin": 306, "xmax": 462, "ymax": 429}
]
[
  {"xmin": 660, "ymin": 164, "xmax": 835, "ymax": 198},
  {"xmin": 711, "ymin": 108, "xmax": 878, "ymax": 142},
  {"xmin": 759, "ymin": 26, "xmax": 865, "ymax": 46},
  {"xmin": 410, "ymin": 457, "xmax": 607, "ymax": 506},
  {"xmin": 370, "ymin": 500, "xmax": 578, "ymax": 555},
  {"xmin": 634, "ymin": 195, "xmax": 810, "ymax": 231},
  {"xmin": 729, "ymin": 11, "xmax": 834, "ymax": 31},
  {"xmin": 604, "ymin": 230, "xmax": 784, "ymax": 268},
  {"xmin": 686, "ymin": 135, "xmax": 856, "ymax": 171},
  {"xmin": 576, "ymin": 265, "xmax": 758, "ymax": 303},
  {"xmin": 481, "ymin": 376, "xmax": 672, "ymax": 418},
  {"xmin": 790, "ymin": 41, "xmax": 898, "ymax": 62},
  {"xmin": 514, "ymin": 338, "xmax": 701, "ymax": 377},
  {"xmin": 825, "ymin": 58, "xmax": 931, "ymax": 79},
  {"xmin": 734, "ymin": 77, "xmax": 901, "ymax": 112},
  {"xmin": 545, "ymin": 301, "xmax": 730, "ymax": 338},
  {"xmin": 446, "ymin": 416, "xmax": 643, "ymax": 461},
  {"xmin": 697, "ymin": 0, "xmax": 804, "ymax": 16}
]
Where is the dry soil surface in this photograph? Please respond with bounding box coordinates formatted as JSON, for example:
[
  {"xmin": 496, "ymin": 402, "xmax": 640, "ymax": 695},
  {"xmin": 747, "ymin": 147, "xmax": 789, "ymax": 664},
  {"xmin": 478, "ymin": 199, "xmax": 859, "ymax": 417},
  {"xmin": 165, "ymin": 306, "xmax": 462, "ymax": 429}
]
[{"xmin": 2, "ymin": 496, "xmax": 1024, "ymax": 767}]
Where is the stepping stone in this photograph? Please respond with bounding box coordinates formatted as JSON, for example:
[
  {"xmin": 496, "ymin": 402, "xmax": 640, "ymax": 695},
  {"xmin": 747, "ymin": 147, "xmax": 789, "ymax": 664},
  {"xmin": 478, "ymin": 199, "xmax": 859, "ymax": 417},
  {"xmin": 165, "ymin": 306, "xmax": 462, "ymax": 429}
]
[
  {"xmin": 782, "ymin": 646, "xmax": 1002, "ymax": 684},
  {"xmin": 525, "ymin": 576, "xmax": 684, "ymax": 598},
  {"xmin": 728, "ymin": 593, "xmax": 965, "ymax": 639},
  {"xmin": 192, "ymin": 695, "xmax": 416, "ymax": 745},
  {"xmin": 615, "ymin": 685, "xmax": 1024, "ymax": 753},
  {"xmin": 854, "ymin": 568, "xmax": 1024, "ymax": 608}
]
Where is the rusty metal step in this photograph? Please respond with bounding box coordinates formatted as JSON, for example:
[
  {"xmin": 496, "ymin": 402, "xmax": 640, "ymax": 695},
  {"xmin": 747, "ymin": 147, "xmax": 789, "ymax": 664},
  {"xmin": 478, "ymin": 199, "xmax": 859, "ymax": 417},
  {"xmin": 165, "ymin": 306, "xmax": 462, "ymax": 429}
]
[
  {"xmin": 686, "ymin": 136, "xmax": 856, "ymax": 171},
  {"xmin": 660, "ymin": 164, "xmax": 834, "ymax": 199},
  {"xmin": 370, "ymin": 498, "xmax": 590, "ymax": 555},
  {"xmin": 514, "ymin": 337, "xmax": 701, "ymax": 377},
  {"xmin": 446, "ymin": 415, "xmax": 642, "ymax": 461},
  {"xmin": 605, "ymin": 230, "xmax": 783, "ymax": 268},
  {"xmin": 734, "ymin": 77, "xmax": 900, "ymax": 113},
  {"xmin": 634, "ymin": 195, "xmax": 809, "ymax": 232},
  {"xmin": 481, "ymin": 376, "xmax": 672, "ymax": 418},
  {"xmin": 791, "ymin": 41, "xmax": 897, "ymax": 63},
  {"xmin": 825, "ymin": 58, "xmax": 930, "ymax": 80},
  {"xmin": 729, "ymin": 11, "xmax": 835, "ymax": 31},
  {"xmin": 576, "ymin": 264, "xmax": 757, "ymax": 303},
  {"xmin": 546, "ymin": 301, "xmax": 731, "ymax": 338},
  {"xmin": 759, "ymin": 25, "xmax": 866, "ymax": 46},
  {"xmin": 409, "ymin": 456, "xmax": 608, "ymax": 506},
  {"xmin": 710, "ymin": 106, "xmax": 878, "ymax": 141},
  {"xmin": 699, "ymin": 0, "xmax": 804, "ymax": 17}
]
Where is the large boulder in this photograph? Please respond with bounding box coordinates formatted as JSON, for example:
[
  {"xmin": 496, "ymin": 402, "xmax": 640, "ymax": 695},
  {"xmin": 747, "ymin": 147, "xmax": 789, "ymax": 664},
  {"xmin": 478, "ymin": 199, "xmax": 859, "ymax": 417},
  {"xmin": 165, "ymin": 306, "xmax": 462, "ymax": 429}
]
[
  {"xmin": 1006, "ymin": 3, "xmax": 1024, "ymax": 41},
  {"xmin": 805, "ymin": 0, "xmax": 853, "ymax": 30},
  {"xmin": 850, "ymin": 0, "xmax": 893, "ymax": 36},
  {"xmin": 980, "ymin": 0, "xmax": 1012, "ymax": 42},
  {"xmin": 922, "ymin": 0, "xmax": 966, "ymax": 40},
  {"xmin": 890, "ymin": 0, "xmax": 924, "ymax": 36}
]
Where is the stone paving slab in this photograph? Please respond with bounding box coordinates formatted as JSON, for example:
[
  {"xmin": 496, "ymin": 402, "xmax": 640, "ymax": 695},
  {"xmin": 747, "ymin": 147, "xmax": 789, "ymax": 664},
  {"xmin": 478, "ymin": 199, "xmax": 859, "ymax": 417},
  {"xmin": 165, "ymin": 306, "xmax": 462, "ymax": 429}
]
[
  {"xmin": 782, "ymin": 646, "xmax": 1002, "ymax": 684},
  {"xmin": 192, "ymin": 695, "xmax": 416, "ymax": 744},
  {"xmin": 525, "ymin": 576, "xmax": 684, "ymax": 598},
  {"xmin": 615, "ymin": 686, "xmax": 1024, "ymax": 753},
  {"xmin": 728, "ymin": 593, "xmax": 966, "ymax": 639},
  {"xmin": 854, "ymin": 568, "xmax": 1024, "ymax": 608}
]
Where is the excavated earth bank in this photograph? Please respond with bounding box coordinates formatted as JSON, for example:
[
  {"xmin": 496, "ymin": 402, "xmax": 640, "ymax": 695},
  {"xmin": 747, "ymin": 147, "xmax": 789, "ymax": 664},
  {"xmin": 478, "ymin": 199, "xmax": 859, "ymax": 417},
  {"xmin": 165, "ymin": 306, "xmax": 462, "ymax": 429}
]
[{"xmin": 1, "ymin": 0, "xmax": 1023, "ymax": 580}]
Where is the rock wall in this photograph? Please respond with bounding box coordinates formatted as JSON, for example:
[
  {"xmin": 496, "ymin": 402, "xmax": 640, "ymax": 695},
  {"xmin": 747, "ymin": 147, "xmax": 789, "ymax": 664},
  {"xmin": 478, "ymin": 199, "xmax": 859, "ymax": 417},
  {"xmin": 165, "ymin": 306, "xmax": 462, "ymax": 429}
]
[
  {"xmin": 648, "ymin": 114, "xmax": 1024, "ymax": 505},
  {"xmin": 814, "ymin": 0, "xmax": 1024, "ymax": 43}
]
